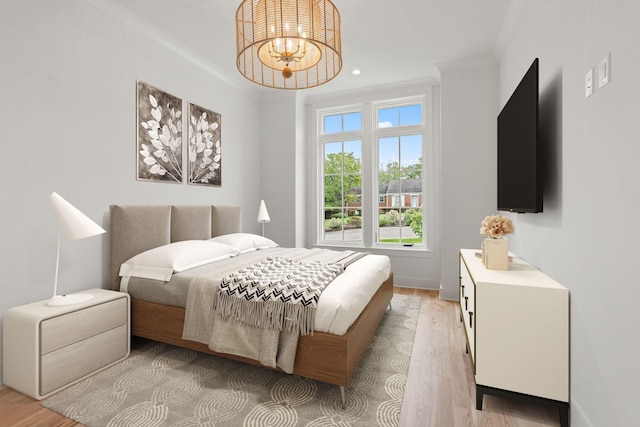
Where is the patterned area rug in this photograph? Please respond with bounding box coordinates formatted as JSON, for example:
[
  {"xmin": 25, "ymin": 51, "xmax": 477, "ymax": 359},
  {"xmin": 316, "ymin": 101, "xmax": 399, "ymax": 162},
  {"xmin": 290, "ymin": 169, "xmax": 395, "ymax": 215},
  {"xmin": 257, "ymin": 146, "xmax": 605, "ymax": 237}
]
[{"xmin": 42, "ymin": 294, "xmax": 420, "ymax": 426}]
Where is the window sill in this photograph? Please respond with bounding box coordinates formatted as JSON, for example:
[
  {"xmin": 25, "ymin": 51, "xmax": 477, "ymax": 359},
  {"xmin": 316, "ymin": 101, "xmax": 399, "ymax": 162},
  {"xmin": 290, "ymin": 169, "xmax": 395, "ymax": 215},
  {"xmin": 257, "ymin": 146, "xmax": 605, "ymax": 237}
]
[{"xmin": 316, "ymin": 243, "xmax": 433, "ymax": 258}]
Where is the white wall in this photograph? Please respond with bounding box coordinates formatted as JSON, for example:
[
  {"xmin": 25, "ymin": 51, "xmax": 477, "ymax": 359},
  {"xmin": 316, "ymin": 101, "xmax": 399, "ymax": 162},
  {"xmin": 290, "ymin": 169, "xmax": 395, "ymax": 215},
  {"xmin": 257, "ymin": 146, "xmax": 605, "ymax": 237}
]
[
  {"xmin": 258, "ymin": 93, "xmax": 298, "ymax": 247},
  {"xmin": 294, "ymin": 94, "xmax": 308, "ymax": 248},
  {"xmin": 438, "ymin": 57, "xmax": 500, "ymax": 300},
  {"xmin": 499, "ymin": 1, "xmax": 640, "ymax": 425},
  {"xmin": 257, "ymin": 92, "xmax": 308, "ymax": 249},
  {"xmin": 0, "ymin": 0, "xmax": 261, "ymax": 383}
]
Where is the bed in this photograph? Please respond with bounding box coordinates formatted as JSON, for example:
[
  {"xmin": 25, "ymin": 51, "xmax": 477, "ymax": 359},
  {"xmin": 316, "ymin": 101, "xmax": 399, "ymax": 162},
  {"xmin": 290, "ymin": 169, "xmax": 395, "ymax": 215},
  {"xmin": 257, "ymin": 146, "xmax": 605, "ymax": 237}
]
[{"xmin": 108, "ymin": 205, "xmax": 394, "ymax": 406}]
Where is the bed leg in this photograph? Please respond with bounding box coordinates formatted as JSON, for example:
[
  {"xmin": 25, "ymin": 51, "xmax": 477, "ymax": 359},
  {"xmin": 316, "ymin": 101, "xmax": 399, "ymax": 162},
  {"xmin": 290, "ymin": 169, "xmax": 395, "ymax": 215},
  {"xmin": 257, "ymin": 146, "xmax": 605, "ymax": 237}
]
[{"xmin": 340, "ymin": 386, "xmax": 346, "ymax": 409}]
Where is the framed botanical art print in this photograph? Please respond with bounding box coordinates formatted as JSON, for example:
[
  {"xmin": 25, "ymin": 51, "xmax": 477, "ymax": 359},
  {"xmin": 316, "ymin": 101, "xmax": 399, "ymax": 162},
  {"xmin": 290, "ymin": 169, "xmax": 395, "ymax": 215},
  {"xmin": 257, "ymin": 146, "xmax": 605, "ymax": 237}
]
[
  {"xmin": 188, "ymin": 102, "xmax": 221, "ymax": 186},
  {"xmin": 136, "ymin": 81, "xmax": 183, "ymax": 183}
]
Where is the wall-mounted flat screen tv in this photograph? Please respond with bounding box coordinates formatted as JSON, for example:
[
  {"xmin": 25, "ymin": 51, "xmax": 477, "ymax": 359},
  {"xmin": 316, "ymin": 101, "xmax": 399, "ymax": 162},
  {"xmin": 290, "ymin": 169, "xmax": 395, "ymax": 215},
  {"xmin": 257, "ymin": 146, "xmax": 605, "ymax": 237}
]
[{"xmin": 497, "ymin": 58, "xmax": 542, "ymax": 213}]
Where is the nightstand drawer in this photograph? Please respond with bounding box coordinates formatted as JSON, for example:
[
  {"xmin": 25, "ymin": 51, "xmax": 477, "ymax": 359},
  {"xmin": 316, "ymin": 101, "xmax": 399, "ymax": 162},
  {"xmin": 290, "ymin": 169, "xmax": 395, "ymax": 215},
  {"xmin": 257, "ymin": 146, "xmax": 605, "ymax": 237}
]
[
  {"xmin": 40, "ymin": 297, "xmax": 127, "ymax": 354},
  {"xmin": 40, "ymin": 324, "xmax": 128, "ymax": 395}
]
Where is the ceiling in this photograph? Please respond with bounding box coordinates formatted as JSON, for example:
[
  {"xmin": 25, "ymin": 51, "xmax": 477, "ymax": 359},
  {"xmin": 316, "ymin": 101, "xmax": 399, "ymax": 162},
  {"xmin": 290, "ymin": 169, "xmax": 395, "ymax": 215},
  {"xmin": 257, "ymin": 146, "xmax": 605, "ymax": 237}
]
[{"xmin": 109, "ymin": 0, "xmax": 513, "ymax": 97}]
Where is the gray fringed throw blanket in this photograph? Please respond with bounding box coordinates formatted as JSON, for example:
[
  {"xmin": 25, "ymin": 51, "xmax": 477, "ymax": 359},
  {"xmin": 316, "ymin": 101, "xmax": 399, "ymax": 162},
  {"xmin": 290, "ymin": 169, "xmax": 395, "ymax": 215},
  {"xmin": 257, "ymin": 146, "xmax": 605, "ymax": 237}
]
[
  {"xmin": 183, "ymin": 248, "xmax": 368, "ymax": 373},
  {"xmin": 215, "ymin": 256, "xmax": 343, "ymax": 336}
]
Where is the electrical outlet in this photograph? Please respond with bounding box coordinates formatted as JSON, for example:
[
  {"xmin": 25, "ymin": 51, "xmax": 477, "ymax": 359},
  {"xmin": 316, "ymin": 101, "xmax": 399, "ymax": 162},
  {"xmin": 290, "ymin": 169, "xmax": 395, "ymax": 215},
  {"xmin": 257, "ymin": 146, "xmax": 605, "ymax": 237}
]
[
  {"xmin": 598, "ymin": 53, "xmax": 610, "ymax": 88},
  {"xmin": 585, "ymin": 68, "xmax": 594, "ymax": 98}
]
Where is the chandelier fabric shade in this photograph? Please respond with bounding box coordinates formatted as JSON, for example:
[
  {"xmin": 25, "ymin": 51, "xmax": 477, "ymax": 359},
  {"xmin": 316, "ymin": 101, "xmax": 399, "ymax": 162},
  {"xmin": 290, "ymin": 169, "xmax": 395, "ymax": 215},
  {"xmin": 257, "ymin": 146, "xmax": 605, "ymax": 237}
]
[{"xmin": 236, "ymin": 0, "xmax": 342, "ymax": 89}]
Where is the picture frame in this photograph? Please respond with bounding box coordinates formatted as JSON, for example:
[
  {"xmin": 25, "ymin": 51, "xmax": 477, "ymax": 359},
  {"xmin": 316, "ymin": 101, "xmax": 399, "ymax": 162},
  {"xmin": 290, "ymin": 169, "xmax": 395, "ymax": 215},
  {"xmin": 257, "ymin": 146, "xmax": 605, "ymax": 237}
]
[
  {"xmin": 136, "ymin": 81, "xmax": 183, "ymax": 183},
  {"xmin": 187, "ymin": 102, "xmax": 221, "ymax": 186}
]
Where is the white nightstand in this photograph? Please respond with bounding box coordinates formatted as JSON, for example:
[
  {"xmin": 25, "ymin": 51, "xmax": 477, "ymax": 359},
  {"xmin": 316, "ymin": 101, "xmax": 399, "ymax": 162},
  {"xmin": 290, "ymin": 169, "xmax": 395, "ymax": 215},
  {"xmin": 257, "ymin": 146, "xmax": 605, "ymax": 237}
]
[{"xmin": 2, "ymin": 288, "xmax": 130, "ymax": 399}]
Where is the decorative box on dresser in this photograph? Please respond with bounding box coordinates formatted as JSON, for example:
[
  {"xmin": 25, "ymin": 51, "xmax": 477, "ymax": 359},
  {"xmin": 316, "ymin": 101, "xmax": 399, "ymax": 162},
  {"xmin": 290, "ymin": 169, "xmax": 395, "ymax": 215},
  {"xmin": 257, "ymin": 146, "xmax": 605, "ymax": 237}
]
[
  {"xmin": 459, "ymin": 249, "xmax": 569, "ymax": 427},
  {"xmin": 2, "ymin": 288, "xmax": 130, "ymax": 399}
]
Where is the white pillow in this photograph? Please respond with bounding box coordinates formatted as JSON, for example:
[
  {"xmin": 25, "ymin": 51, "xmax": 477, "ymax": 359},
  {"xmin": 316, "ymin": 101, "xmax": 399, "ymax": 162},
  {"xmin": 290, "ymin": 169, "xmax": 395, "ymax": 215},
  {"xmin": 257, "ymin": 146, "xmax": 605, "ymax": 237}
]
[
  {"xmin": 119, "ymin": 240, "xmax": 239, "ymax": 281},
  {"xmin": 209, "ymin": 233, "xmax": 279, "ymax": 254}
]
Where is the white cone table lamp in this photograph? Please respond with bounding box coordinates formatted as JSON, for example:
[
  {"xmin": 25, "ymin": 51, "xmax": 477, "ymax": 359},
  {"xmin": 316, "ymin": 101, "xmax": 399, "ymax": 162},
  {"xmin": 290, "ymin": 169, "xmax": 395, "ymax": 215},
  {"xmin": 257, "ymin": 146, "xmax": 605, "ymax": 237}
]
[
  {"xmin": 257, "ymin": 200, "xmax": 270, "ymax": 237},
  {"xmin": 47, "ymin": 192, "xmax": 106, "ymax": 307}
]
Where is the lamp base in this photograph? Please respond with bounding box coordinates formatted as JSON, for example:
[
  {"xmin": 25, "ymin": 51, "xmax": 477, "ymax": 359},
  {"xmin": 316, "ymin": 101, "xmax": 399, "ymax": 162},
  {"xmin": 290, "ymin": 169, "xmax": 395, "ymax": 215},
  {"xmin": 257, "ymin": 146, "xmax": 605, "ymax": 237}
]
[{"xmin": 46, "ymin": 293, "xmax": 94, "ymax": 307}]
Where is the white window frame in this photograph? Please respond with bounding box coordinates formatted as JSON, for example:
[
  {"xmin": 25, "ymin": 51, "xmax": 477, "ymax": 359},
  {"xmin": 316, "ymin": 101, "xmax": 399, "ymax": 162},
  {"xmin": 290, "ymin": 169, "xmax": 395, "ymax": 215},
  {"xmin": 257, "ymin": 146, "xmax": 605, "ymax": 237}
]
[
  {"xmin": 308, "ymin": 84, "xmax": 436, "ymax": 253},
  {"xmin": 319, "ymin": 107, "xmax": 364, "ymax": 244},
  {"xmin": 373, "ymin": 97, "xmax": 426, "ymax": 247}
]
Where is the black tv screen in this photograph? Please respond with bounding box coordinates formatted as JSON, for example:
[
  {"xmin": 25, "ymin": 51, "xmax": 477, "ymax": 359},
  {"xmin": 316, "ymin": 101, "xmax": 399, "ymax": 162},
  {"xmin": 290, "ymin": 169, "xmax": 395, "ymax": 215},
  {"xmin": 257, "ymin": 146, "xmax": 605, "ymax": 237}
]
[{"xmin": 497, "ymin": 58, "xmax": 542, "ymax": 213}]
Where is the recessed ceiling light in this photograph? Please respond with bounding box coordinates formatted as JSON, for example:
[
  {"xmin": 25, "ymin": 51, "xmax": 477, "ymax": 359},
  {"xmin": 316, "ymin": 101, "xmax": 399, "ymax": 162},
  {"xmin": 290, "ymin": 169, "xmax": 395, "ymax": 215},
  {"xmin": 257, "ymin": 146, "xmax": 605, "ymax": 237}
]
[{"xmin": 352, "ymin": 69, "xmax": 361, "ymax": 75}]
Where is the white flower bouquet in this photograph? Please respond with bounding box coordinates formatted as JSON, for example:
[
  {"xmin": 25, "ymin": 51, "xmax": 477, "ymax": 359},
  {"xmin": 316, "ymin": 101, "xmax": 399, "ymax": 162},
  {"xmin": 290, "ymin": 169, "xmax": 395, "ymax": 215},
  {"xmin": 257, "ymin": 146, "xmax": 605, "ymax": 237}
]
[{"xmin": 480, "ymin": 215, "xmax": 514, "ymax": 239}]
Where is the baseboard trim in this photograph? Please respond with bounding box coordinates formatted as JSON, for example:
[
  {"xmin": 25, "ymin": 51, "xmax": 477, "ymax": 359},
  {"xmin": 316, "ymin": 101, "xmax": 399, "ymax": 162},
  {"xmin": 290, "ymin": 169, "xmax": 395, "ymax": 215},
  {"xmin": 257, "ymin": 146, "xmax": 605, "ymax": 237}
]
[
  {"xmin": 569, "ymin": 396, "xmax": 594, "ymax": 427},
  {"xmin": 438, "ymin": 286, "xmax": 459, "ymax": 301},
  {"xmin": 393, "ymin": 276, "xmax": 440, "ymax": 290}
]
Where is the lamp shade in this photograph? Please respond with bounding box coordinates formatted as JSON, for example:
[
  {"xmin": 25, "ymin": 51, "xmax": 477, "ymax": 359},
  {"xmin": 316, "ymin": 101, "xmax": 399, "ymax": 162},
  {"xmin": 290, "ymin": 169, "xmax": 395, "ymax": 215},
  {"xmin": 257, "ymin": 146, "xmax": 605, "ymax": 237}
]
[
  {"xmin": 236, "ymin": 0, "xmax": 342, "ymax": 89},
  {"xmin": 257, "ymin": 199, "xmax": 270, "ymax": 223},
  {"xmin": 50, "ymin": 192, "xmax": 106, "ymax": 240},
  {"xmin": 47, "ymin": 192, "xmax": 106, "ymax": 307}
]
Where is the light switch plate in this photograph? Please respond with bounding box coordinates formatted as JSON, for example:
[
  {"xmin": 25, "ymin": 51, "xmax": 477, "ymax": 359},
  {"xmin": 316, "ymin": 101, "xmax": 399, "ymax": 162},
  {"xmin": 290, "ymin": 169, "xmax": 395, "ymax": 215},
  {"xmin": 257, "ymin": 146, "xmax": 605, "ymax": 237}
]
[
  {"xmin": 585, "ymin": 68, "xmax": 594, "ymax": 97},
  {"xmin": 598, "ymin": 53, "xmax": 610, "ymax": 88}
]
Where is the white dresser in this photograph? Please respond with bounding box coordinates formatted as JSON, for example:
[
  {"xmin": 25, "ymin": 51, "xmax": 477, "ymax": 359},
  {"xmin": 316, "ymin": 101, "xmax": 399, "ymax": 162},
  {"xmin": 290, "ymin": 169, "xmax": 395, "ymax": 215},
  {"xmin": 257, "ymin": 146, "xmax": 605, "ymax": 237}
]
[
  {"xmin": 459, "ymin": 249, "xmax": 569, "ymax": 427},
  {"xmin": 2, "ymin": 288, "xmax": 130, "ymax": 399}
]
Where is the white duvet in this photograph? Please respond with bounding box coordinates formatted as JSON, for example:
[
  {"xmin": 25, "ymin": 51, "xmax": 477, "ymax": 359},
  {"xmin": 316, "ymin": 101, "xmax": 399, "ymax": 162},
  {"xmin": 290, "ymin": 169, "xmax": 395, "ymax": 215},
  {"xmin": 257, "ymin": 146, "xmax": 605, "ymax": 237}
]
[{"xmin": 313, "ymin": 253, "xmax": 391, "ymax": 335}]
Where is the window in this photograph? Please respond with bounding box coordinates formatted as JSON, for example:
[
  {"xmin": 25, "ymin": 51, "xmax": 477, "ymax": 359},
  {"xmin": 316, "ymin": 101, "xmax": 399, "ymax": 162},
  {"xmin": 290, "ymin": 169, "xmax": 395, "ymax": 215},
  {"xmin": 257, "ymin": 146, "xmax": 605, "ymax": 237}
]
[
  {"xmin": 316, "ymin": 93, "xmax": 431, "ymax": 250},
  {"xmin": 376, "ymin": 102, "xmax": 424, "ymax": 246},
  {"xmin": 322, "ymin": 111, "xmax": 363, "ymax": 243},
  {"xmin": 377, "ymin": 104, "xmax": 422, "ymax": 128},
  {"xmin": 324, "ymin": 112, "xmax": 361, "ymax": 134}
]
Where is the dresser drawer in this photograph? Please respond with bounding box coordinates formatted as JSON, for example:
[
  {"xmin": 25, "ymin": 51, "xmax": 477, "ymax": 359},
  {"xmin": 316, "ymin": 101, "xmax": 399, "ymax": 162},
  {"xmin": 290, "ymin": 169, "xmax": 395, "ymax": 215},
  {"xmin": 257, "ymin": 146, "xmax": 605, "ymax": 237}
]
[
  {"xmin": 460, "ymin": 261, "xmax": 475, "ymax": 309},
  {"xmin": 459, "ymin": 255, "xmax": 476, "ymax": 364},
  {"xmin": 40, "ymin": 324, "xmax": 128, "ymax": 395},
  {"xmin": 40, "ymin": 297, "xmax": 127, "ymax": 354},
  {"xmin": 460, "ymin": 262, "xmax": 475, "ymax": 315}
]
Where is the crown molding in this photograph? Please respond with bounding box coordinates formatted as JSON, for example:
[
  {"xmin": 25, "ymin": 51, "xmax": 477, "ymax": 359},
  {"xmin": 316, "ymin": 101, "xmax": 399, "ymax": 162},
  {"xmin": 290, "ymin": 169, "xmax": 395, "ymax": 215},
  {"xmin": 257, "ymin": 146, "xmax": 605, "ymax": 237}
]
[
  {"xmin": 493, "ymin": 0, "xmax": 526, "ymax": 61},
  {"xmin": 434, "ymin": 55, "xmax": 498, "ymax": 74},
  {"xmin": 86, "ymin": 0, "xmax": 258, "ymax": 98}
]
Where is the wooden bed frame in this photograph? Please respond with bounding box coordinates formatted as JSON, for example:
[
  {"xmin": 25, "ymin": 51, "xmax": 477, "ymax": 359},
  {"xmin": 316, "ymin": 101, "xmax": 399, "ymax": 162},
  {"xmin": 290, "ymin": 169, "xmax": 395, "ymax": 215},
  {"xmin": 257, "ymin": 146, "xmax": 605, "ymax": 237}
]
[{"xmin": 109, "ymin": 205, "xmax": 393, "ymax": 396}]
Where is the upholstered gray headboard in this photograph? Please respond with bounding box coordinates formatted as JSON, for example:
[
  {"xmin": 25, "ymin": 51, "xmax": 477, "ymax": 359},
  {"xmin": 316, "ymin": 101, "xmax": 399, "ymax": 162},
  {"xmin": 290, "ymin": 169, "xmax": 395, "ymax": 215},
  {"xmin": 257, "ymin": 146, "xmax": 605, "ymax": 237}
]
[{"xmin": 109, "ymin": 205, "xmax": 241, "ymax": 291}]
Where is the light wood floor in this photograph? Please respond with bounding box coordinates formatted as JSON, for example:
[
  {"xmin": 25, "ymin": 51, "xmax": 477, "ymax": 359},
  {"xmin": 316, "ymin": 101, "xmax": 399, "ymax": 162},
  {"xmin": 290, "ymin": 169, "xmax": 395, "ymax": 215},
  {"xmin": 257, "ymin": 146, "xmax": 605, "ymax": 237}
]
[{"xmin": 0, "ymin": 288, "xmax": 561, "ymax": 427}]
